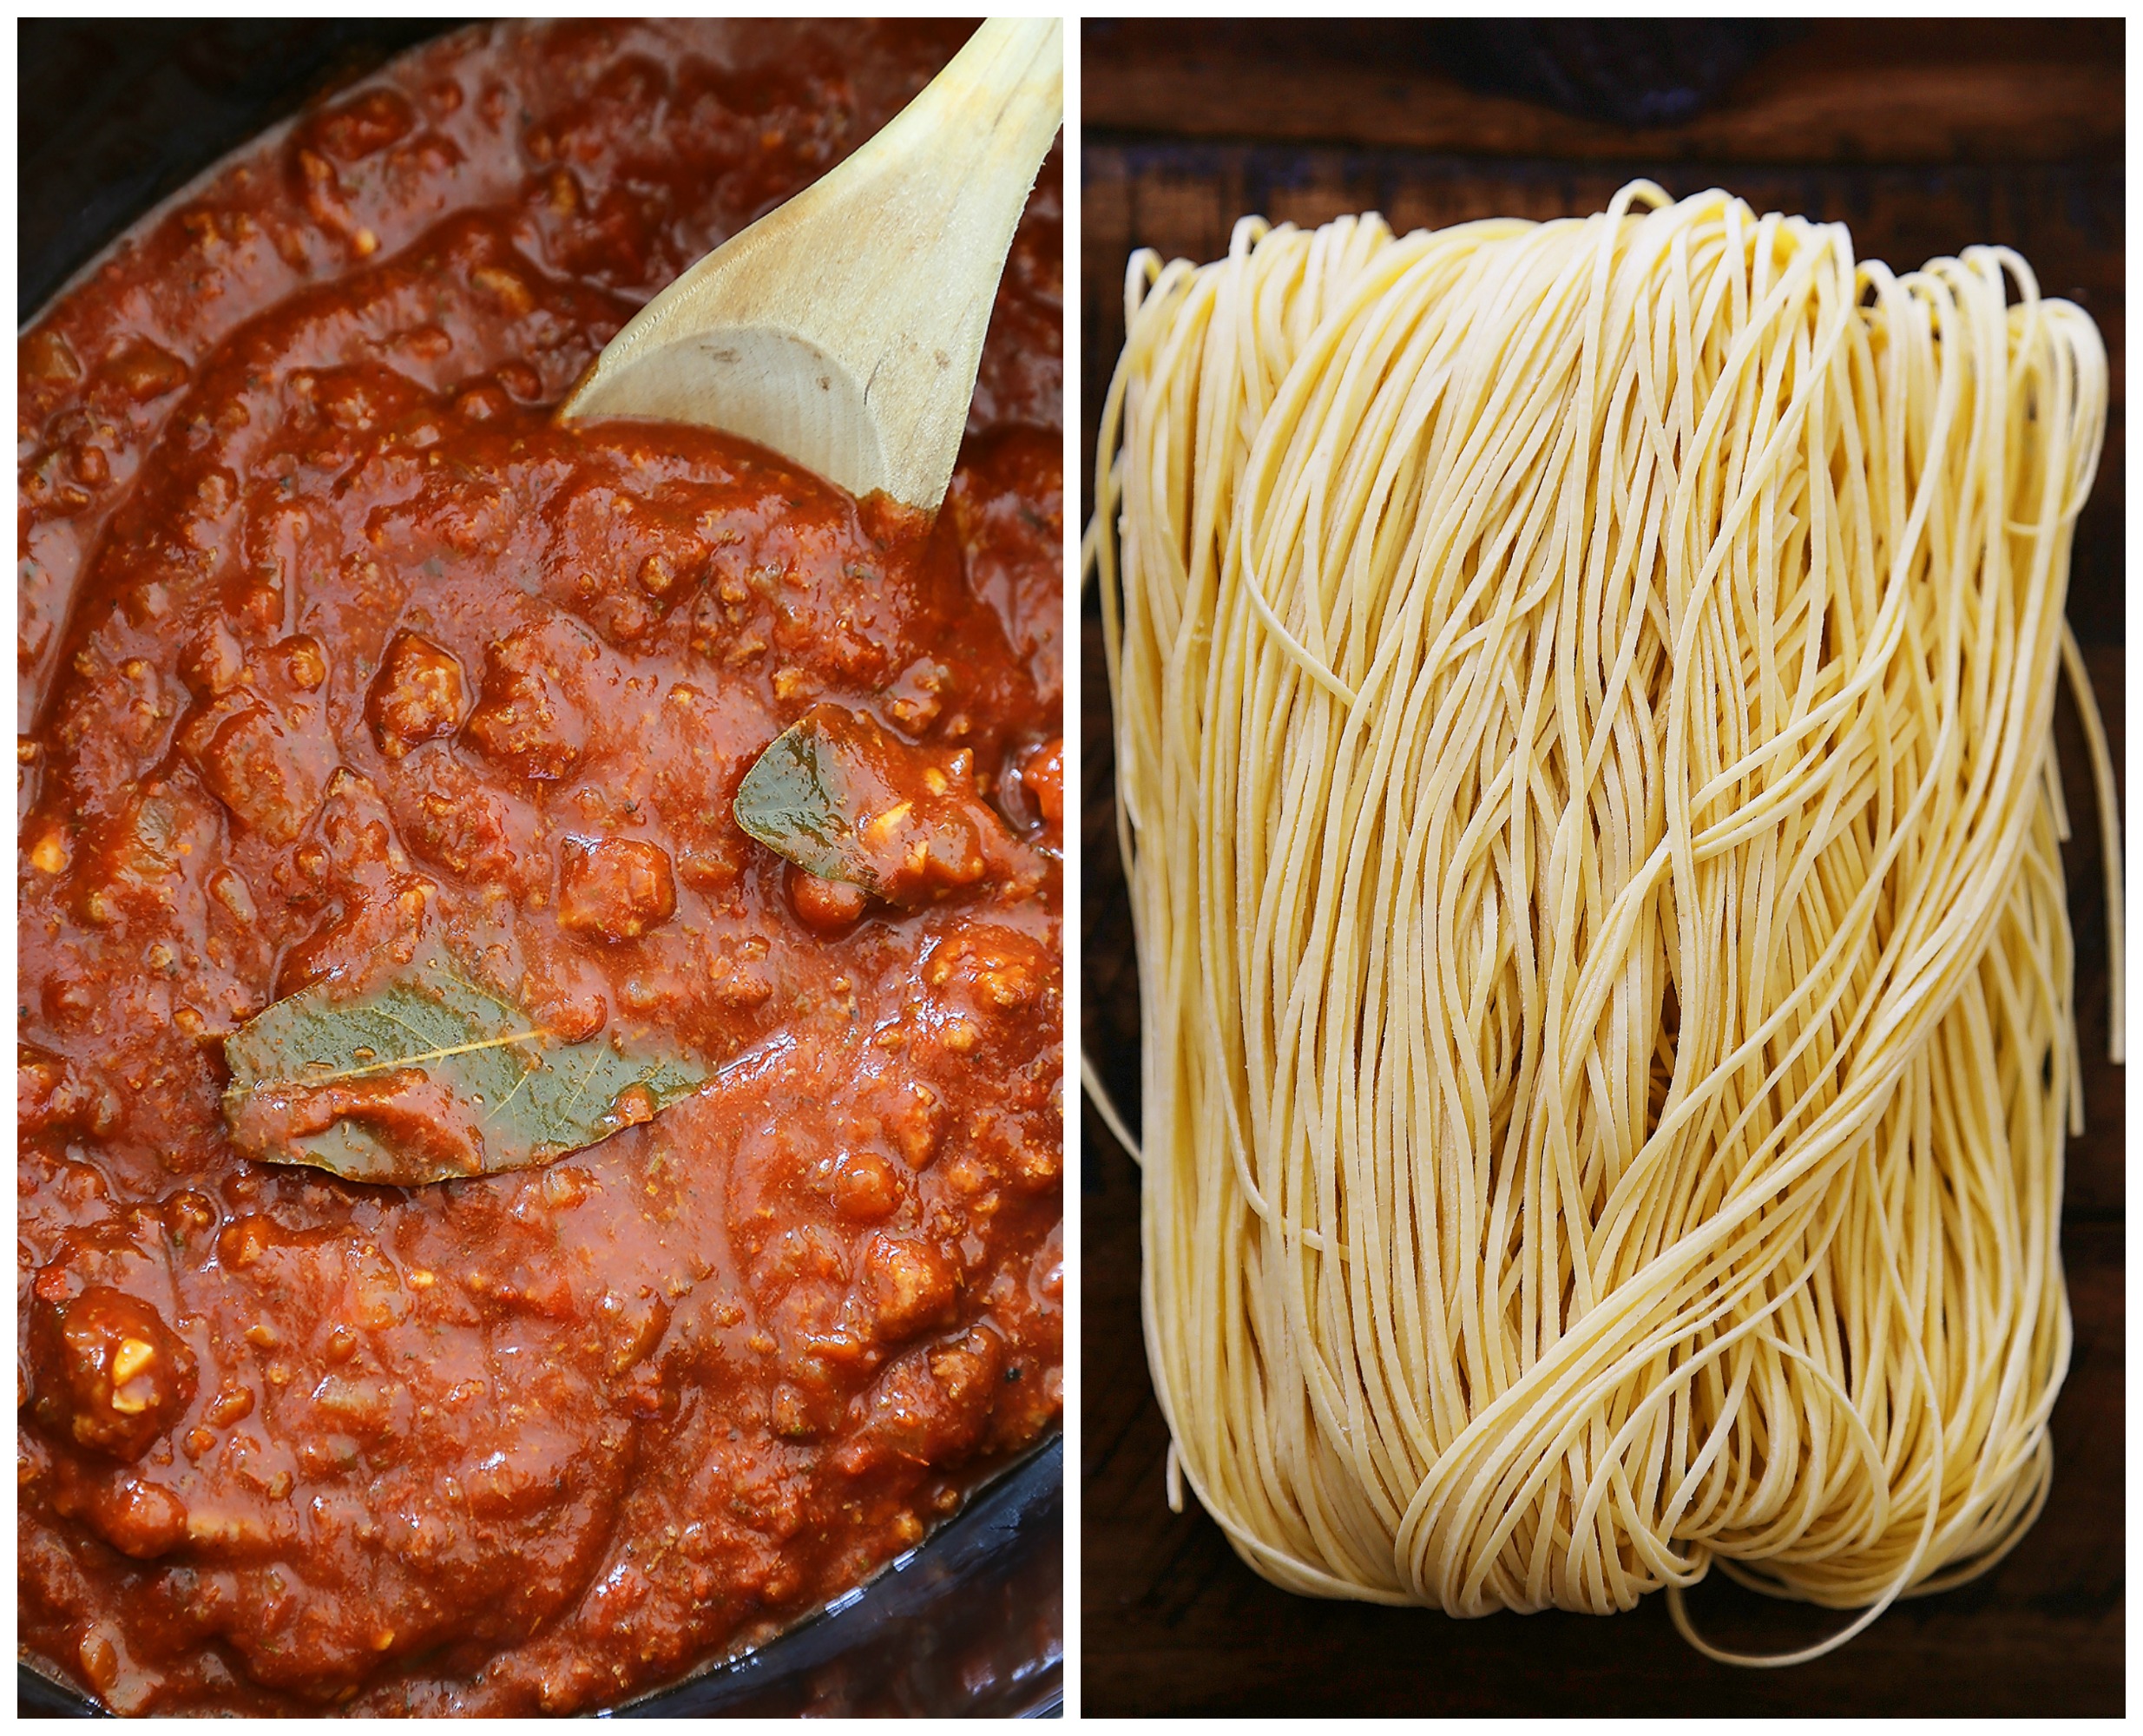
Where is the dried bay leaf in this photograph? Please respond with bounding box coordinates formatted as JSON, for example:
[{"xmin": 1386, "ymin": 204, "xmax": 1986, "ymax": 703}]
[
  {"xmin": 733, "ymin": 704, "xmax": 1041, "ymax": 906},
  {"xmin": 221, "ymin": 954, "xmax": 707, "ymax": 1186},
  {"xmin": 733, "ymin": 707, "xmax": 864, "ymax": 888}
]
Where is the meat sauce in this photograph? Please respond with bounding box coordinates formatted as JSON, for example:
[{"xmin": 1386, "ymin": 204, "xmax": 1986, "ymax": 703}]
[{"xmin": 17, "ymin": 21, "xmax": 1062, "ymax": 1715}]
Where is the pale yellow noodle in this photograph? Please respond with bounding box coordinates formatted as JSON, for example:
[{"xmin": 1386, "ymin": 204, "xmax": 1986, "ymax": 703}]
[{"xmin": 1093, "ymin": 184, "xmax": 2118, "ymax": 1662}]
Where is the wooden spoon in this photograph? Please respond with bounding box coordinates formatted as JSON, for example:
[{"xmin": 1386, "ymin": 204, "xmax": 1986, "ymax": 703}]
[{"xmin": 557, "ymin": 17, "xmax": 1062, "ymax": 515}]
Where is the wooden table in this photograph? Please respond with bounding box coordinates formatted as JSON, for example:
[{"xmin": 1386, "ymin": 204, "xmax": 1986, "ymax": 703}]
[{"xmin": 1080, "ymin": 19, "xmax": 2124, "ymax": 1715}]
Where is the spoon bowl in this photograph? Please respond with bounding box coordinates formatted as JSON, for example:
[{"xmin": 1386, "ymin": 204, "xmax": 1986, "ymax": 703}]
[{"xmin": 559, "ymin": 17, "xmax": 1062, "ymax": 514}]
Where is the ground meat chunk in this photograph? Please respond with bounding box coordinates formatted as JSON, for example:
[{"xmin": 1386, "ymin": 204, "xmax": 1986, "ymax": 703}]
[
  {"xmin": 462, "ymin": 616, "xmax": 599, "ymax": 779},
  {"xmin": 29, "ymin": 1284, "xmax": 197, "ymax": 1462},
  {"xmin": 788, "ymin": 865, "xmax": 866, "ymax": 931},
  {"xmin": 852, "ymin": 1327, "xmax": 1002, "ymax": 1466},
  {"xmin": 832, "ymin": 1149, "xmax": 902, "ymax": 1221},
  {"xmin": 556, "ymin": 836, "xmax": 677, "ymax": 943},
  {"xmin": 862, "ymin": 1233, "xmax": 956, "ymax": 1342},
  {"xmin": 178, "ymin": 621, "xmax": 247, "ymax": 699},
  {"xmin": 922, "ymin": 924, "xmax": 1052, "ymax": 1062},
  {"xmin": 18, "ymin": 1046, "xmax": 121, "ymax": 1141},
  {"xmin": 397, "ymin": 755, "xmax": 515, "ymax": 880},
  {"xmin": 194, "ymin": 701, "xmax": 329, "ymax": 843},
  {"xmin": 82, "ymin": 1476, "xmax": 192, "ymax": 1562},
  {"xmin": 68, "ymin": 784, "xmax": 220, "ymax": 930},
  {"xmin": 366, "ymin": 630, "xmax": 467, "ymax": 755},
  {"xmin": 102, "ymin": 340, "xmax": 190, "ymax": 404}
]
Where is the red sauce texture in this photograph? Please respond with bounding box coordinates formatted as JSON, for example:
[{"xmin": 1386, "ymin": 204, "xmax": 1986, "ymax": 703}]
[{"xmin": 17, "ymin": 20, "xmax": 1062, "ymax": 1714}]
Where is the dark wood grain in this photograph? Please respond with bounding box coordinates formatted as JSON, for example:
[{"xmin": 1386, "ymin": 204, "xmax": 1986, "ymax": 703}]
[
  {"xmin": 1080, "ymin": 19, "xmax": 2124, "ymax": 1717},
  {"xmin": 1082, "ymin": 20, "xmax": 2123, "ymax": 166}
]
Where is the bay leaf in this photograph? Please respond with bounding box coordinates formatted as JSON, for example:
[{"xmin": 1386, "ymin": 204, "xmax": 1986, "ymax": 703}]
[
  {"xmin": 733, "ymin": 704, "xmax": 1042, "ymax": 906},
  {"xmin": 221, "ymin": 954, "xmax": 707, "ymax": 1186},
  {"xmin": 732, "ymin": 707, "xmax": 866, "ymax": 889}
]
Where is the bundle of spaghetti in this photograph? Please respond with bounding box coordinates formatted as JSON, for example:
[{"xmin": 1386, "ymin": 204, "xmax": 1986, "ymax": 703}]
[{"xmin": 1092, "ymin": 183, "xmax": 2117, "ymax": 1662}]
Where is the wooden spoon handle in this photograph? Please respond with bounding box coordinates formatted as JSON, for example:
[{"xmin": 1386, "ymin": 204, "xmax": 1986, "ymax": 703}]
[{"xmin": 560, "ymin": 18, "xmax": 1063, "ymax": 513}]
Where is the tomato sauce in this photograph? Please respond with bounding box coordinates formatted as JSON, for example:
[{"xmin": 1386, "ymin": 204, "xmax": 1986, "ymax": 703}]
[{"xmin": 17, "ymin": 21, "xmax": 1062, "ymax": 1714}]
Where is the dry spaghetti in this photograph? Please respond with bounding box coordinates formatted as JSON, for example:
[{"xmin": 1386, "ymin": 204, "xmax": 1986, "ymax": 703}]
[{"xmin": 1092, "ymin": 183, "xmax": 2117, "ymax": 1663}]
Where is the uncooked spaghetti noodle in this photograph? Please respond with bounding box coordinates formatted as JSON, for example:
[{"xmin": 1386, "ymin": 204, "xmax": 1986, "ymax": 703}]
[{"xmin": 1092, "ymin": 182, "xmax": 2118, "ymax": 1662}]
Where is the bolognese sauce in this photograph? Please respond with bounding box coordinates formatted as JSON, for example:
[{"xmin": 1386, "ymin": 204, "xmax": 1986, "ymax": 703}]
[{"xmin": 18, "ymin": 20, "xmax": 1061, "ymax": 1714}]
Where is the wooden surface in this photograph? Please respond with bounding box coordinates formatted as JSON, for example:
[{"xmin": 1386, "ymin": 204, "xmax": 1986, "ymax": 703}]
[
  {"xmin": 1081, "ymin": 19, "xmax": 2123, "ymax": 166},
  {"xmin": 1080, "ymin": 19, "xmax": 2125, "ymax": 1716}
]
